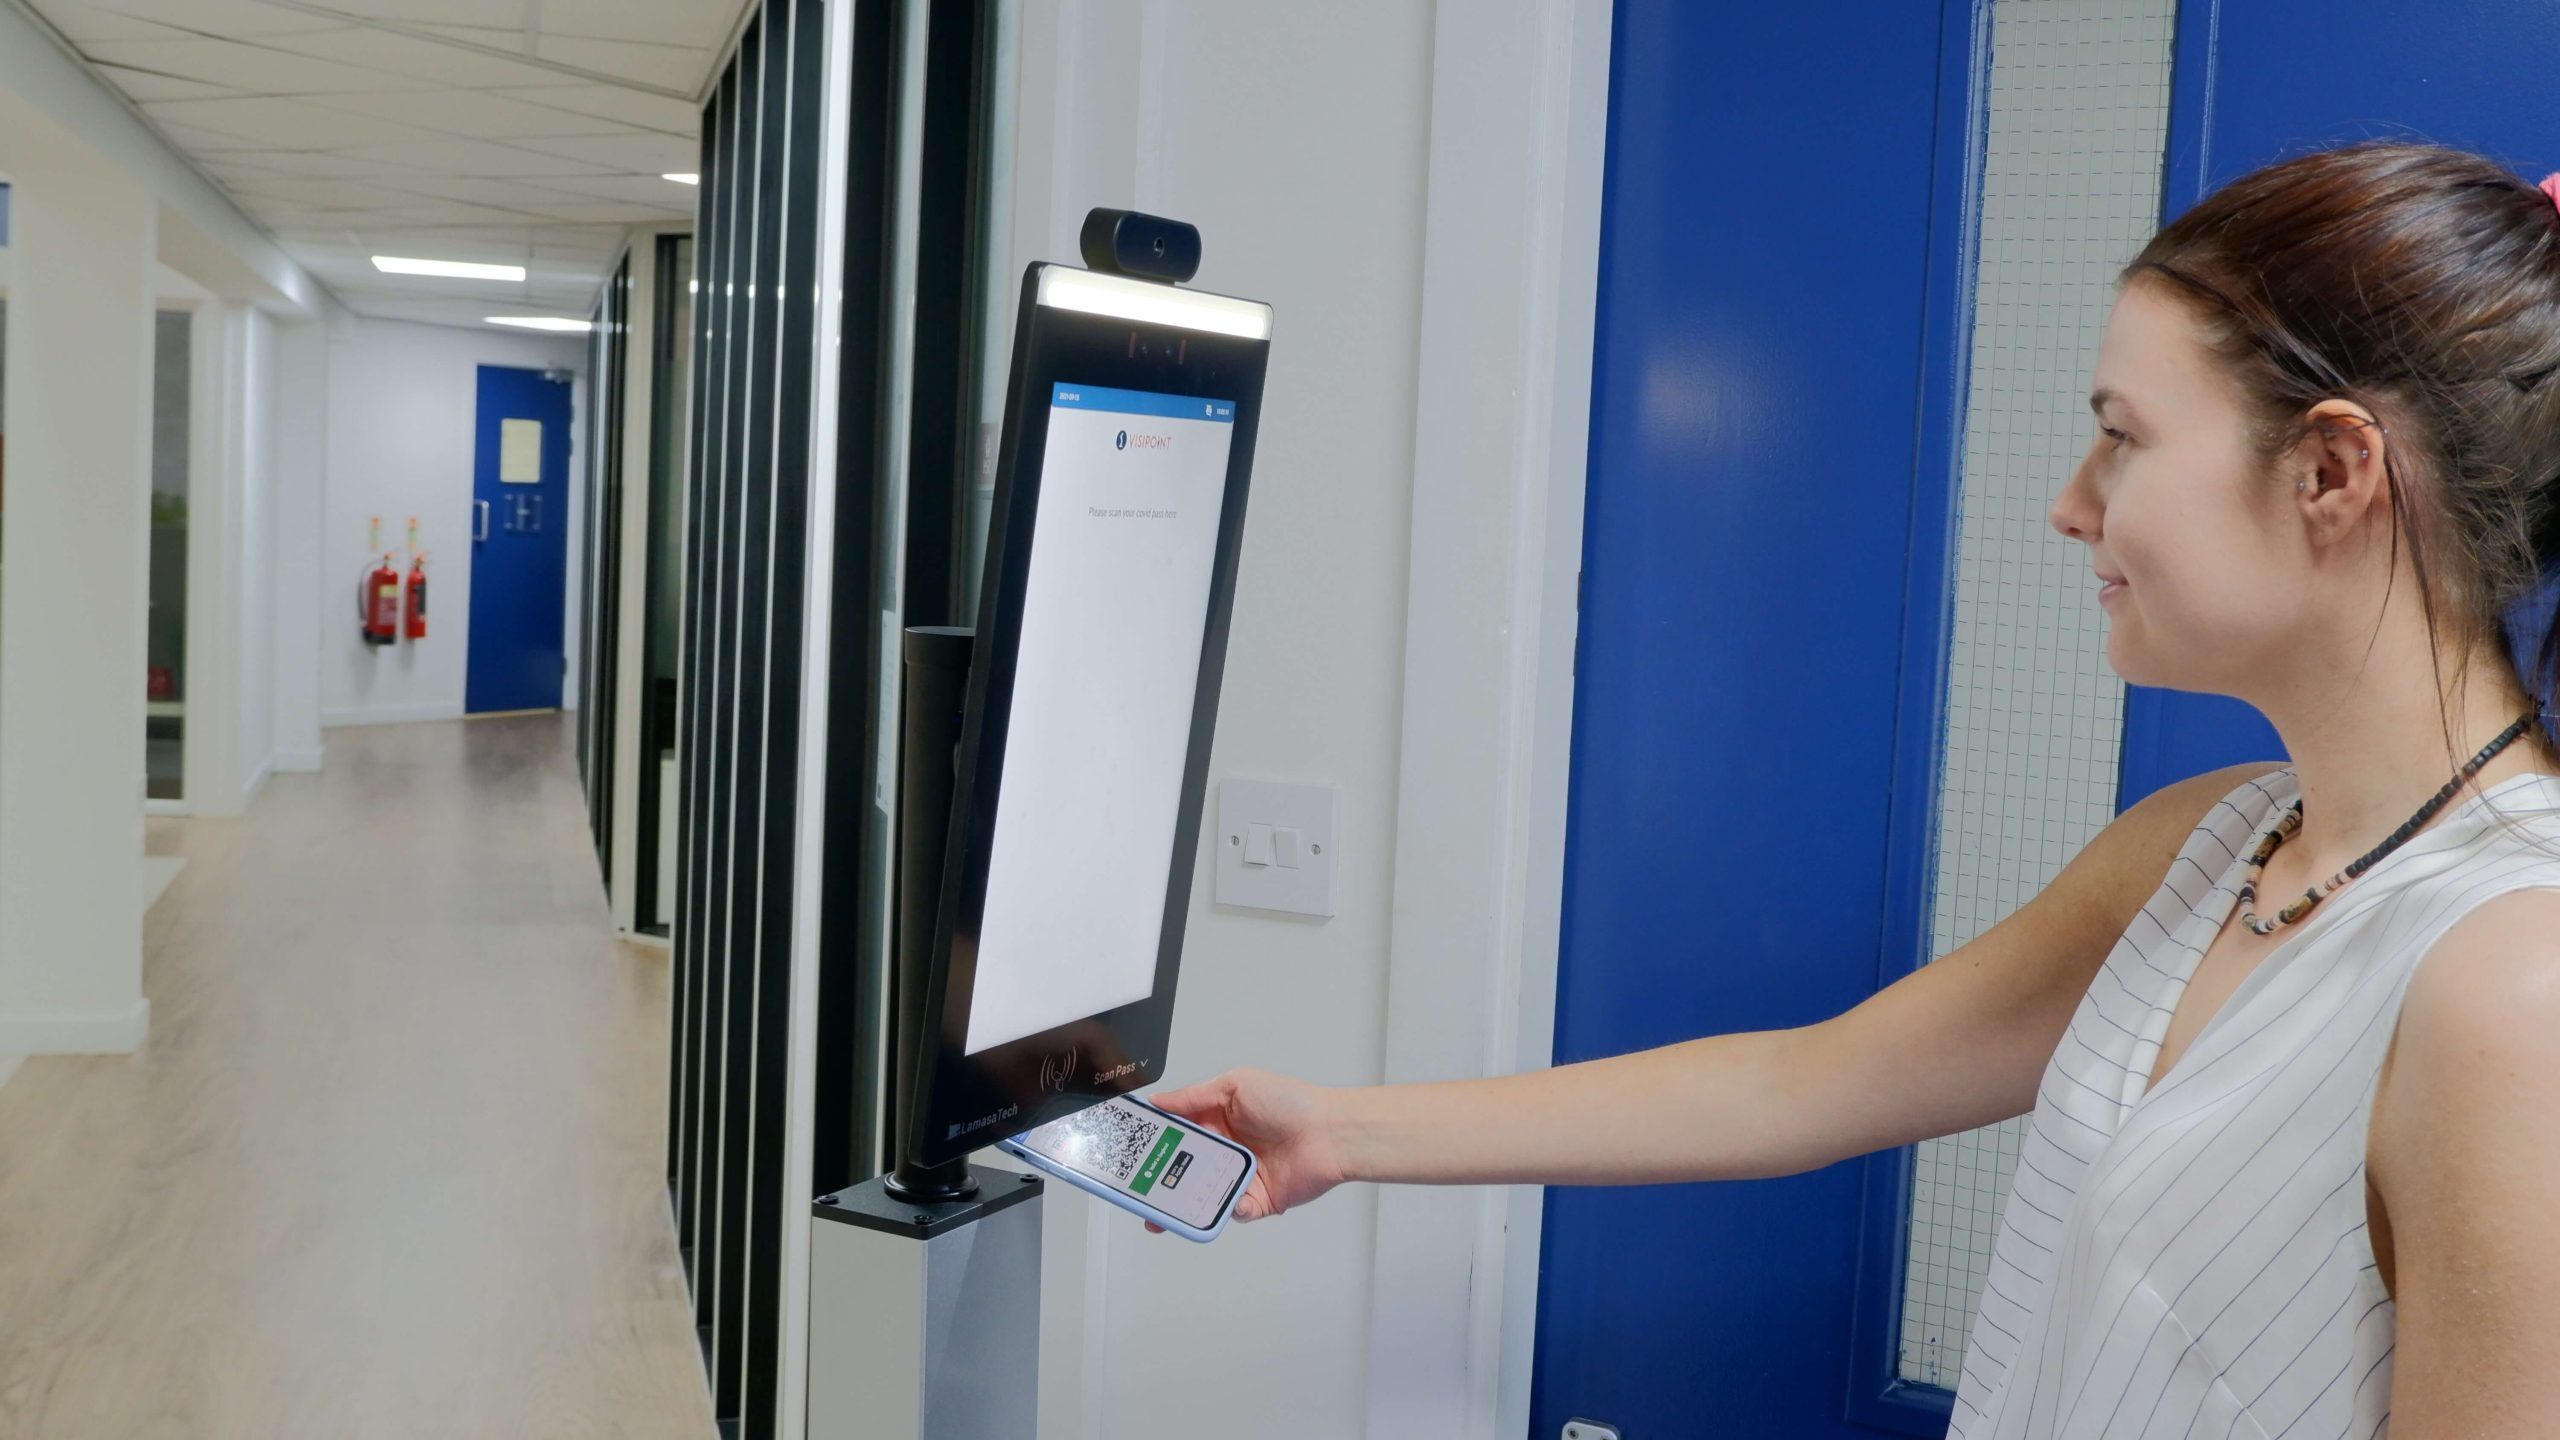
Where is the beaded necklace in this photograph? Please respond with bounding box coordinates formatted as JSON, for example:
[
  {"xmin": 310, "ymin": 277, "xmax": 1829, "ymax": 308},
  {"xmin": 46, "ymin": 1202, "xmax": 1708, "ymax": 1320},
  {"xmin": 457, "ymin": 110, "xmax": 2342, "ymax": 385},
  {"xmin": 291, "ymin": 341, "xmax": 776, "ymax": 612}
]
[{"xmin": 2236, "ymin": 712, "xmax": 2538, "ymax": 936}]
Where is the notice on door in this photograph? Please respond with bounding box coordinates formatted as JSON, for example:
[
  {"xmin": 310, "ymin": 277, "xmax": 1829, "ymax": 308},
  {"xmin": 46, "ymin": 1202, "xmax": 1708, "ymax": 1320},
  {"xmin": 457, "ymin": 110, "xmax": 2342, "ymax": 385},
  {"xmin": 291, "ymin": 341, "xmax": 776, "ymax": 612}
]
[{"xmin": 500, "ymin": 419, "xmax": 543, "ymax": 483}]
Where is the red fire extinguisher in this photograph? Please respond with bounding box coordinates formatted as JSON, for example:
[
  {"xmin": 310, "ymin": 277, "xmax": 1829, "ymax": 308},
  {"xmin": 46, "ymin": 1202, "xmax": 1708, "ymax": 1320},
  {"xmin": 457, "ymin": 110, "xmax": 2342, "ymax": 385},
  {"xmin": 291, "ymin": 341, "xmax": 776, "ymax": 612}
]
[
  {"xmin": 360, "ymin": 554, "xmax": 401, "ymax": 646},
  {"xmin": 405, "ymin": 552, "xmax": 429, "ymax": 641}
]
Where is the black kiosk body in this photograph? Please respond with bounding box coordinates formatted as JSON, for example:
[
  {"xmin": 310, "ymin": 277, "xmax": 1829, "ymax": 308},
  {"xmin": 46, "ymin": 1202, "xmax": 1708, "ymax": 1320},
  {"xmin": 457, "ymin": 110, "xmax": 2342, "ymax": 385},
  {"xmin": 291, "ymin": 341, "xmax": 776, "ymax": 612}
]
[{"xmin": 808, "ymin": 222, "xmax": 1270, "ymax": 1439}]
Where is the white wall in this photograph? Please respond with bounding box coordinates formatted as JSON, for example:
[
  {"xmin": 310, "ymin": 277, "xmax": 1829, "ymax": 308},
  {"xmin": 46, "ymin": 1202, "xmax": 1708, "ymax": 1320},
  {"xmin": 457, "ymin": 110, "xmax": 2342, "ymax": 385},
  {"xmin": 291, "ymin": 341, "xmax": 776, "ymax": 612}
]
[
  {"xmin": 0, "ymin": 0, "xmax": 335, "ymax": 1056},
  {"xmin": 320, "ymin": 315, "xmax": 586, "ymax": 728},
  {"xmin": 992, "ymin": 5, "xmax": 1611, "ymax": 1437},
  {"xmin": 1009, "ymin": 4, "xmax": 1431, "ymax": 1436},
  {"xmin": 0, "ymin": 87, "xmax": 156, "ymax": 1054}
]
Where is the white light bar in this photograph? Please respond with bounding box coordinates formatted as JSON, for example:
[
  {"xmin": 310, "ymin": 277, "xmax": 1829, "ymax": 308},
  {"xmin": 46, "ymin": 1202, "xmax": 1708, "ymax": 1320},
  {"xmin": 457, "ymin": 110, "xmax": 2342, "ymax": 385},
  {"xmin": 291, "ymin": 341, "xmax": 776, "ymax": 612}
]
[
  {"xmin": 373, "ymin": 255, "xmax": 526, "ymax": 282},
  {"xmin": 663, "ymin": 172, "xmax": 700, "ymax": 185},
  {"xmin": 1035, "ymin": 267, "xmax": 1271, "ymax": 340},
  {"xmin": 485, "ymin": 315, "xmax": 591, "ymax": 333}
]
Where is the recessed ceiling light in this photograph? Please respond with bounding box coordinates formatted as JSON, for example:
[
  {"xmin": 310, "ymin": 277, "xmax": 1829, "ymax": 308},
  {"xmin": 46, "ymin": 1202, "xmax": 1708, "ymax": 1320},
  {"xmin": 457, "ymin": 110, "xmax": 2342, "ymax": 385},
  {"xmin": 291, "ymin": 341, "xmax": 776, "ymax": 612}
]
[
  {"xmin": 373, "ymin": 255, "xmax": 526, "ymax": 282},
  {"xmin": 485, "ymin": 316, "xmax": 592, "ymax": 332},
  {"xmin": 663, "ymin": 173, "xmax": 700, "ymax": 185}
]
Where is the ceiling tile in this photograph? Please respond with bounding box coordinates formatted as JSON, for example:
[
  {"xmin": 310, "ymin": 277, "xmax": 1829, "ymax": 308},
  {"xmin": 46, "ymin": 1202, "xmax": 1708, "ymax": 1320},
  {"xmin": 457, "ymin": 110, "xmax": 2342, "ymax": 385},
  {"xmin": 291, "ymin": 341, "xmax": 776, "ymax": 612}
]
[
  {"xmin": 83, "ymin": 33, "xmax": 428, "ymax": 95},
  {"xmin": 195, "ymin": 149, "xmax": 402, "ymax": 179},
  {"xmin": 319, "ymin": 0, "xmax": 529, "ymax": 27},
  {"xmin": 261, "ymin": 28, "xmax": 599, "ymax": 90},
  {"xmin": 507, "ymin": 200, "xmax": 688, "ymax": 225},
  {"xmin": 150, "ymin": 118, "xmax": 281, "ymax": 151},
  {"xmin": 533, "ymin": 34, "xmax": 712, "ymax": 94},
  {"xmin": 72, "ymin": 0, "xmax": 345, "ymax": 39},
  {"xmin": 365, "ymin": 174, "xmax": 617, "ymax": 208},
  {"xmin": 522, "ymin": 172, "xmax": 705, "ymax": 205},
  {"xmin": 483, "ymin": 84, "xmax": 700, "ymax": 136},
  {"xmin": 90, "ymin": 64, "xmax": 242, "ymax": 102},
  {"xmin": 299, "ymin": 89, "xmax": 634, "ymax": 141},
  {"xmin": 538, "ymin": 0, "xmax": 738, "ymax": 51},
  {"xmin": 506, "ymin": 130, "xmax": 696, "ymax": 174},
  {"xmin": 45, "ymin": 0, "xmax": 720, "ymax": 324},
  {"xmin": 333, "ymin": 136, "xmax": 617, "ymax": 177},
  {"xmin": 220, "ymin": 176, "xmax": 430, "ymax": 209},
  {"xmin": 28, "ymin": 3, "xmax": 181, "ymax": 44},
  {"xmin": 143, "ymin": 97, "xmax": 425, "ymax": 149}
]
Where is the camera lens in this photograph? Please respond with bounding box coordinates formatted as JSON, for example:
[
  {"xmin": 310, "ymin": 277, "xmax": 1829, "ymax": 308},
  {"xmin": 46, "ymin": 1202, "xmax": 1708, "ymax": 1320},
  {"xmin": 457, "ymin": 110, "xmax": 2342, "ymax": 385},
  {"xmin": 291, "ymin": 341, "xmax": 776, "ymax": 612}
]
[{"xmin": 1151, "ymin": 235, "xmax": 1167, "ymax": 257}]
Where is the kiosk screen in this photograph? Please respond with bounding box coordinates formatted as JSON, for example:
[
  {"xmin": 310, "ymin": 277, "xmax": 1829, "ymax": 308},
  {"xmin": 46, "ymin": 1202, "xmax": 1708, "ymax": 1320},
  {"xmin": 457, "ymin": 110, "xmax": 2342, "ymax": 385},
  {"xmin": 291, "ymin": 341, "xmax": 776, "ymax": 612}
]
[{"xmin": 963, "ymin": 384, "xmax": 1238, "ymax": 1054}]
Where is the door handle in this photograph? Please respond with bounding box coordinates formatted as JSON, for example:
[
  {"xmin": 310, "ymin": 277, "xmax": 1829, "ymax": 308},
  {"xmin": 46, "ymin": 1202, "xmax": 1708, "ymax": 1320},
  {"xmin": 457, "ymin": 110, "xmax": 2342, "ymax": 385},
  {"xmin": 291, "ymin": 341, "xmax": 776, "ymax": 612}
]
[
  {"xmin": 475, "ymin": 499, "xmax": 490, "ymax": 542},
  {"xmin": 530, "ymin": 494, "xmax": 543, "ymax": 532}
]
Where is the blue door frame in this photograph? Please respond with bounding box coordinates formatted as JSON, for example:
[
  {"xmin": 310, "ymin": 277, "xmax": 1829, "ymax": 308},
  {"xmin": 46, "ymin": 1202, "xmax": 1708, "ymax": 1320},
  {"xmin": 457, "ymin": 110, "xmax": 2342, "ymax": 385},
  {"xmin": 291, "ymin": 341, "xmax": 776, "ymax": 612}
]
[
  {"xmin": 468, "ymin": 364, "xmax": 574, "ymax": 714},
  {"xmin": 1529, "ymin": 1, "xmax": 1989, "ymax": 1434}
]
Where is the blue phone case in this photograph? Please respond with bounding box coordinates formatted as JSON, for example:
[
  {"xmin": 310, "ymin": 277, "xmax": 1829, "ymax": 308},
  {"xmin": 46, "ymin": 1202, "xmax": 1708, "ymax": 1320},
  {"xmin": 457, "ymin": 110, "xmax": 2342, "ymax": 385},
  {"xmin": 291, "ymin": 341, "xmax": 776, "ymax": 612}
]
[{"xmin": 997, "ymin": 1096, "xmax": 1257, "ymax": 1243}]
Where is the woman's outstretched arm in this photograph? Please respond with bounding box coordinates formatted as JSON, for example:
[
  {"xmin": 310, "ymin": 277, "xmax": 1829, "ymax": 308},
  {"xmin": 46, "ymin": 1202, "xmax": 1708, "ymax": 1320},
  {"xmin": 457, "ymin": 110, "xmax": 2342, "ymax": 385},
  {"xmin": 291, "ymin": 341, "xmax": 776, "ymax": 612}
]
[{"xmin": 1153, "ymin": 763, "xmax": 2272, "ymax": 1221}]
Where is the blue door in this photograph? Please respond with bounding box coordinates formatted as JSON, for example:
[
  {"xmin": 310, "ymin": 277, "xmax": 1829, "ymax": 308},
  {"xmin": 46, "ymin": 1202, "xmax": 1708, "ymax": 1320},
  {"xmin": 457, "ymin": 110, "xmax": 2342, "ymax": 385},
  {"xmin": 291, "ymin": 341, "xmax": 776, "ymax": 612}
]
[
  {"xmin": 1529, "ymin": 2, "xmax": 1983, "ymax": 1434},
  {"xmin": 468, "ymin": 364, "xmax": 574, "ymax": 714},
  {"xmin": 2115, "ymin": 0, "xmax": 2560, "ymax": 808}
]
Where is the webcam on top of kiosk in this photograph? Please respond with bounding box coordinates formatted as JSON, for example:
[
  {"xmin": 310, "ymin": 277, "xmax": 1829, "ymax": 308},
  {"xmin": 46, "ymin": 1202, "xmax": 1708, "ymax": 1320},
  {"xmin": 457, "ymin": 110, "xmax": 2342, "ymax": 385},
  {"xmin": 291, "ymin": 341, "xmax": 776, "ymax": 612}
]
[{"xmin": 1079, "ymin": 208, "xmax": 1202, "ymax": 284}]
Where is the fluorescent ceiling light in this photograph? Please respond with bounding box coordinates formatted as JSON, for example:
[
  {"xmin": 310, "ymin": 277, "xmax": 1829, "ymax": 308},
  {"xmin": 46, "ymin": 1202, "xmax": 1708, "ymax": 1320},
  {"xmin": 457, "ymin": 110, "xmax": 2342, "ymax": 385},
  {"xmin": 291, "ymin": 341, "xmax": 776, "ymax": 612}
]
[
  {"xmin": 1036, "ymin": 267, "xmax": 1271, "ymax": 340},
  {"xmin": 664, "ymin": 172, "xmax": 700, "ymax": 185},
  {"xmin": 373, "ymin": 255, "xmax": 526, "ymax": 282},
  {"xmin": 485, "ymin": 316, "xmax": 591, "ymax": 333}
]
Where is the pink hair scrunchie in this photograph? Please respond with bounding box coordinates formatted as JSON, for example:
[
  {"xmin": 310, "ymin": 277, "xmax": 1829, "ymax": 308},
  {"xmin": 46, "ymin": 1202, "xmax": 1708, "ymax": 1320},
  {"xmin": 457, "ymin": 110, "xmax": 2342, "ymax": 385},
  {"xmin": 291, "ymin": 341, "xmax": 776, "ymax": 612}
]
[{"xmin": 2540, "ymin": 171, "xmax": 2560, "ymax": 213}]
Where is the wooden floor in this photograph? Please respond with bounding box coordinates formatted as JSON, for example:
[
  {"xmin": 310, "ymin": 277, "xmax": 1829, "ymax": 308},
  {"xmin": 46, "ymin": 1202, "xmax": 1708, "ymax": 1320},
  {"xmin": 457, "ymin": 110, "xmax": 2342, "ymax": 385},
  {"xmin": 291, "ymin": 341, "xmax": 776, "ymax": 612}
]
[{"xmin": 0, "ymin": 716, "xmax": 715, "ymax": 1439}]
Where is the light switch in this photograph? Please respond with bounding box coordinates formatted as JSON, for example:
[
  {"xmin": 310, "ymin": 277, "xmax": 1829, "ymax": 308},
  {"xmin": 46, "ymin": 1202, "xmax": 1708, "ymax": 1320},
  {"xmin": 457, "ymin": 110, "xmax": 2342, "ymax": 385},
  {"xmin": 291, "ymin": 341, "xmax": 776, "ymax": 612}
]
[{"xmin": 1215, "ymin": 780, "xmax": 1338, "ymax": 917}]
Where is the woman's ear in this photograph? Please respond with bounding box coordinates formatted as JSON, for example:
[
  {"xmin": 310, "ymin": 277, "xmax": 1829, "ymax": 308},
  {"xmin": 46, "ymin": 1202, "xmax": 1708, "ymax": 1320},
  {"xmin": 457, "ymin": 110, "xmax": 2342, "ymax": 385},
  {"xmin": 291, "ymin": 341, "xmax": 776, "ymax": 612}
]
[{"xmin": 2293, "ymin": 402, "xmax": 2391, "ymax": 542}]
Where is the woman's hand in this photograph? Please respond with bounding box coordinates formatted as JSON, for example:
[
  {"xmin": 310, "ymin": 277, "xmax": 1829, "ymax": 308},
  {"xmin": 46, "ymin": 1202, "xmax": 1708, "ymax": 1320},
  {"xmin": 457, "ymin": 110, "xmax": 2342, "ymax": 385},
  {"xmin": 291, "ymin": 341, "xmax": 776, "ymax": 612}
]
[{"xmin": 1145, "ymin": 1067, "xmax": 1352, "ymax": 1228}]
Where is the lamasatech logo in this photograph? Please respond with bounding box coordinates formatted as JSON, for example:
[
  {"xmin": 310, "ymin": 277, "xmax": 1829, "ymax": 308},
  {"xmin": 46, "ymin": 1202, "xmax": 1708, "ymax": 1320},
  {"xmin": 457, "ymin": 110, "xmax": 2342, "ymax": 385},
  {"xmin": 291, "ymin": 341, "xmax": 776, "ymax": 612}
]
[{"xmin": 1115, "ymin": 429, "xmax": 1128, "ymax": 450}]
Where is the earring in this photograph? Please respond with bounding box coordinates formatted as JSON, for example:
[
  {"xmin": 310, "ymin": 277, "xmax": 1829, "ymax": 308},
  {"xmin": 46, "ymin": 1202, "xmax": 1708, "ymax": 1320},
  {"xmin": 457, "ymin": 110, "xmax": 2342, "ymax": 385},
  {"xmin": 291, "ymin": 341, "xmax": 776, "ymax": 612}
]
[{"xmin": 2359, "ymin": 448, "xmax": 2369, "ymax": 459}]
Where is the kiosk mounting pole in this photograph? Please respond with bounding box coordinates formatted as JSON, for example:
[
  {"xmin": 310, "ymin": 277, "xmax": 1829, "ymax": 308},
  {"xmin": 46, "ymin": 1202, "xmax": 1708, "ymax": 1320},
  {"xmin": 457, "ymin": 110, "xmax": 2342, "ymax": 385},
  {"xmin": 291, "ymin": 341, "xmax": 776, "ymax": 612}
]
[{"xmin": 807, "ymin": 626, "xmax": 1043, "ymax": 1440}]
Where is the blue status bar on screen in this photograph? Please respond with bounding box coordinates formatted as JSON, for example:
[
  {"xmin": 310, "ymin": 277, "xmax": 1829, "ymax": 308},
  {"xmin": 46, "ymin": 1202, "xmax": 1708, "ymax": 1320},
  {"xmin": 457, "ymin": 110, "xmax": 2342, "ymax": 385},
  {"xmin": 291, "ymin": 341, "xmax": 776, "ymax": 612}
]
[{"xmin": 1051, "ymin": 382, "xmax": 1235, "ymax": 424}]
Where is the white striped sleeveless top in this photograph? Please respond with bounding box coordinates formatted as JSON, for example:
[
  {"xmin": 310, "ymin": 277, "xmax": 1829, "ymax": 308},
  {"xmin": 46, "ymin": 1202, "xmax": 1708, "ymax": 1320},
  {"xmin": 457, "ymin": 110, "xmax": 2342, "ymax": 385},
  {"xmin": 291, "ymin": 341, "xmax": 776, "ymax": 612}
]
[{"xmin": 1950, "ymin": 765, "xmax": 2560, "ymax": 1440}]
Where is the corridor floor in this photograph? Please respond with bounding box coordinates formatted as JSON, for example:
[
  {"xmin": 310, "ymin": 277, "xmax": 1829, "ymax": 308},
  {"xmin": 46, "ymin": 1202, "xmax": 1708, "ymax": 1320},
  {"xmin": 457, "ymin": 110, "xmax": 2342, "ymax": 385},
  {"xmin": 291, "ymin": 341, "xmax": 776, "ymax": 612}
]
[{"xmin": 0, "ymin": 716, "xmax": 714, "ymax": 1439}]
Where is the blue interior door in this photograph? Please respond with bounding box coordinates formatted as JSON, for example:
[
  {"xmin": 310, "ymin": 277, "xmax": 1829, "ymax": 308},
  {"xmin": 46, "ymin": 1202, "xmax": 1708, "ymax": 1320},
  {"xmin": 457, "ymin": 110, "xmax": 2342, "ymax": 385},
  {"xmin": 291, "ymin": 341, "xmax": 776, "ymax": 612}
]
[
  {"xmin": 468, "ymin": 364, "xmax": 574, "ymax": 714},
  {"xmin": 1530, "ymin": 2, "xmax": 1981, "ymax": 1435},
  {"xmin": 2116, "ymin": 0, "xmax": 2560, "ymax": 807}
]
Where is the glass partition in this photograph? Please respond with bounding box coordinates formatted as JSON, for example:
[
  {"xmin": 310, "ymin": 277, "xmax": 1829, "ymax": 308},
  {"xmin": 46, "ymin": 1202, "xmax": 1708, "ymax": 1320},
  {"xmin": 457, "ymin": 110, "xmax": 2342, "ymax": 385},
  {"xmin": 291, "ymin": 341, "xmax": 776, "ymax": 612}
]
[
  {"xmin": 146, "ymin": 310, "xmax": 191, "ymax": 803},
  {"xmin": 635, "ymin": 233, "xmax": 691, "ymax": 937}
]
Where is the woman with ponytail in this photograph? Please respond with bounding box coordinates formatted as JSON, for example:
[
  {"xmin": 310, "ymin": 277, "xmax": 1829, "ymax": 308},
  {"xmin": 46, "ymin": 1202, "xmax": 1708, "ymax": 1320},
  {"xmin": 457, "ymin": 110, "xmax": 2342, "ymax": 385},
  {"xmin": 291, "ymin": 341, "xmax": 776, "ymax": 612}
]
[{"xmin": 1158, "ymin": 141, "xmax": 2560, "ymax": 1436}]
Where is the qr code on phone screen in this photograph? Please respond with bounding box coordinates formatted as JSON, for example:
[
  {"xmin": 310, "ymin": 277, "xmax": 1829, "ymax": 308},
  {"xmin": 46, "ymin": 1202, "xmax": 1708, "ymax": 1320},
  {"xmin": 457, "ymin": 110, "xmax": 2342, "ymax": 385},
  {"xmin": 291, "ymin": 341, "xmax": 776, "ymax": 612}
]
[{"xmin": 1057, "ymin": 1103, "xmax": 1164, "ymax": 1184}]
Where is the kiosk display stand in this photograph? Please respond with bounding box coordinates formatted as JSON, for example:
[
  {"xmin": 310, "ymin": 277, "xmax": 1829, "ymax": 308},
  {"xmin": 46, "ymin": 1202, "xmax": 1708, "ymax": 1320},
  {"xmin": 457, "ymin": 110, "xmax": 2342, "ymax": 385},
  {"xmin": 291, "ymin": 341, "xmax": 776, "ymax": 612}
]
[
  {"xmin": 807, "ymin": 211, "xmax": 1270, "ymax": 1439},
  {"xmin": 808, "ymin": 628, "xmax": 1041, "ymax": 1438}
]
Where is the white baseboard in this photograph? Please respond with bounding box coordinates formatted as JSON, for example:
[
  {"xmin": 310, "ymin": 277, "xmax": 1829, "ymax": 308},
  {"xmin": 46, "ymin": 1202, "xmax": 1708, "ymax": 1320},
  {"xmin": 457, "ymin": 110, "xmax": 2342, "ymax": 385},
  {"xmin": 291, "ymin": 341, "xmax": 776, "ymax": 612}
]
[
  {"xmin": 0, "ymin": 1054, "xmax": 22, "ymax": 1094},
  {"xmin": 0, "ymin": 999, "xmax": 150, "ymax": 1055},
  {"xmin": 273, "ymin": 744, "xmax": 325, "ymax": 773},
  {"xmin": 241, "ymin": 756, "xmax": 274, "ymax": 808},
  {"xmin": 323, "ymin": 701, "xmax": 464, "ymax": 728}
]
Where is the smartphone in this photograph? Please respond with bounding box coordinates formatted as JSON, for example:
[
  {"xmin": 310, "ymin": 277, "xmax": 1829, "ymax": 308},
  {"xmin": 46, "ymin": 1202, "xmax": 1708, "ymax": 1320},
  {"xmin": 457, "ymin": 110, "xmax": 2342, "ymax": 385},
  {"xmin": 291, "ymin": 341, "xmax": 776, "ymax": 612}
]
[{"xmin": 997, "ymin": 1093, "xmax": 1257, "ymax": 1243}]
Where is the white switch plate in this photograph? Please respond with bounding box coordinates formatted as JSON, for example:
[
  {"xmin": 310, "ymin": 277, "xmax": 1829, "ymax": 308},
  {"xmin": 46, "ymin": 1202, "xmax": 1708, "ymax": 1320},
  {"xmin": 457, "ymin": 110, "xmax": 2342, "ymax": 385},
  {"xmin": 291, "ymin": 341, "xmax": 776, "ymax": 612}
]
[{"xmin": 1214, "ymin": 780, "xmax": 1338, "ymax": 917}]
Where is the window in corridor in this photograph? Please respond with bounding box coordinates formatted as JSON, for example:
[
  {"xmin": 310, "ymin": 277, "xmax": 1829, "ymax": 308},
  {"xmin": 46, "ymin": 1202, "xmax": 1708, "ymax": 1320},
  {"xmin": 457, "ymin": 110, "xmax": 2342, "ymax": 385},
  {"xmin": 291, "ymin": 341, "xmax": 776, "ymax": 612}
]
[{"xmin": 146, "ymin": 309, "xmax": 191, "ymax": 803}]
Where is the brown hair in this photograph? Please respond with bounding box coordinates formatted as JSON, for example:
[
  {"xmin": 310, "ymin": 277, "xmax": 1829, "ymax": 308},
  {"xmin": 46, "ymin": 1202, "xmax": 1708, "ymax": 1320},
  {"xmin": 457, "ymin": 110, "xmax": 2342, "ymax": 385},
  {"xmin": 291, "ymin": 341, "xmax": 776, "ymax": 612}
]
[{"xmin": 2121, "ymin": 140, "xmax": 2560, "ymax": 762}]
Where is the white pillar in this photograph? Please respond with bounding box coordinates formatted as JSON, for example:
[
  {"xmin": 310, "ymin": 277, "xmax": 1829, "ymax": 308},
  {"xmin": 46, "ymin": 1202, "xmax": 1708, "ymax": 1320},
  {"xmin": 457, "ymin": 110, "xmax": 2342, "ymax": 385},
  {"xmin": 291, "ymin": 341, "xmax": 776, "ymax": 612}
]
[
  {"xmin": 0, "ymin": 91, "xmax": 154, "ymax": 1054},
  {"xmin": 270, "ymin": 317, "xmax": 328, "ymax": 773}
]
